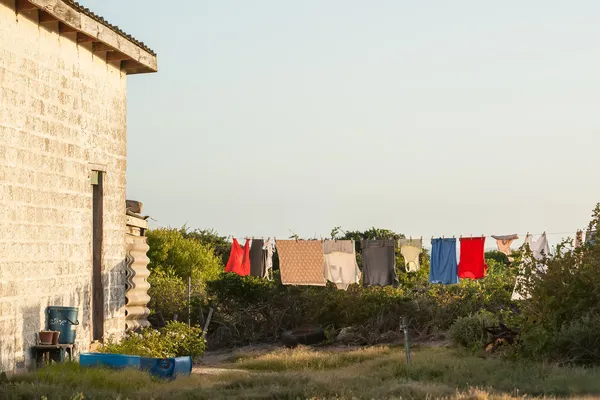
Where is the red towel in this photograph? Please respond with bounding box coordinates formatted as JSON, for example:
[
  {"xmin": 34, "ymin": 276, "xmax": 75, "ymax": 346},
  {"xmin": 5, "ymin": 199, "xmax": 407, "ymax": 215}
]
[
  {"xmin": 240, "ymin": 239, "xmax": 251, "ymax": 275},
  {"xmin": 225, "ymin": 238, "xmax": 251, "ymax": 276},
  {"xmin": 458, "ymin": 237, "xmax": 488, "ymax": 279}
]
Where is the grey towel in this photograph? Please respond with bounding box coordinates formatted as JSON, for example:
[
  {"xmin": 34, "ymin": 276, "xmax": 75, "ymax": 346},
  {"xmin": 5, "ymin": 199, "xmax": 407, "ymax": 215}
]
[
  {"xmin": 323, "ymin": 240, "xmax": 355, "ymax": 254},
  {"xmin": 249, "ymin": 239, "xmax": 265, "ymax": 277},
  {"xmin": 361, "ymin": 240, "xmax": 398, "ymax": 287}
]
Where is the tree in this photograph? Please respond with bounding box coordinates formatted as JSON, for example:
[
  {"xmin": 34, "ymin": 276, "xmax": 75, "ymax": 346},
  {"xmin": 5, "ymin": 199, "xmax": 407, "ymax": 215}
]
[
  {"xmin": 146, "ymin": 228, "xmax": 223, "ymax": 293},
  {"xmin": 181, "ymin": 227, "xmax": 231, "ymax": 266}
]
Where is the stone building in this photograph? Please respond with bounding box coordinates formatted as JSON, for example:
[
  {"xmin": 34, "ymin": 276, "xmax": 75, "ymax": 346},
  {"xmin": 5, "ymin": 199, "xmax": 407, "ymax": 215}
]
[{"xmin": 0, "ymin": 0, "xmax": 157, "ymax": 372}]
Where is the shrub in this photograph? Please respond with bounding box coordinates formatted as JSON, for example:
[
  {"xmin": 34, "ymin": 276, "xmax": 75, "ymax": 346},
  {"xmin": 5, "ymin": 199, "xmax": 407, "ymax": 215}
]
[
  {"xmin": 162, "ymin": 321, "xmax": 206, "ymax": 358},
  {"xmin": 485, "ymin": 251, "xmax": 510, "ymax": 267},
  {"xmin": 181, "ymin": 228, "xmax": 232, "ymax": 266},
  {"xmin": 147, "ymin": 268, "xmax": 188, "ymax": 321},
  {"xmin": 448, "ymin": 311, "xmax": 498, "ymax": 349},
  {"xmin": 514, "ymin": 204, "xmax": 600, "ymax": 364},
  {"xmin": 100, "ymin": 322, "xmax": 206, "ymax": 359},
  {"xmin": 146, "ymin": 227, "xmax": 222, "ymax": 293}
]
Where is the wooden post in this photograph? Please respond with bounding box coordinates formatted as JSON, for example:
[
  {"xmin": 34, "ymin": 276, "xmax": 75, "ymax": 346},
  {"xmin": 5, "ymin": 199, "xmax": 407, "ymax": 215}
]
[
  {"xmin": 401, "ymin": 317, "xmax": 411, "ymax": 365},
  {"xmin": 202, "ymin": 308, "xmax": 214, "ymax": 339}
]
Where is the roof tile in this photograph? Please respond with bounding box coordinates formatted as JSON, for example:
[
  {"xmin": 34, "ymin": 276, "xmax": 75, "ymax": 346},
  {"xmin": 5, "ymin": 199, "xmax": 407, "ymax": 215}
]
[{"xmin": 65, "ymin": 0, "xmax": 156, "ymax": 56}]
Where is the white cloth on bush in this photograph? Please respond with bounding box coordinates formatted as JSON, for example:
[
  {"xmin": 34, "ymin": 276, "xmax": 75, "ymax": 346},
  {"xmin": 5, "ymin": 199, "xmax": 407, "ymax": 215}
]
[
  {"xmin": 512, "ymin": 233, "xmax": 550, "ymax": 300},
  {"xmin": 263, "ymin": 238, "xmax": 276, "ymax": 280}
]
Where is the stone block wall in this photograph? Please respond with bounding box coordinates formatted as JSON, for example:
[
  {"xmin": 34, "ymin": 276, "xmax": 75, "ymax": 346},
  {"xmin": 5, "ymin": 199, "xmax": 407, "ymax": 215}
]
[{"xmin": 0, "ymin": 2, "xmax": 128, "ymax": 371}]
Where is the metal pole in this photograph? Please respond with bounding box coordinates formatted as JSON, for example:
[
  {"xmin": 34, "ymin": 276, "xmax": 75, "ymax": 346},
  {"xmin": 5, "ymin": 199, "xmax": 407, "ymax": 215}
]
[
  {"xmin": 188, "ymin": 276, "xmax": 191, "ymax": 327},
  {"xmin": 402, "ymin": 317, "xmax": 411, "ymax": 365}
]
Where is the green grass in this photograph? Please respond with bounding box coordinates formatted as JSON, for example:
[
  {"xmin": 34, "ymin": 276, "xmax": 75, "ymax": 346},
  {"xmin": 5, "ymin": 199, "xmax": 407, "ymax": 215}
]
[{"xmin": 2, "ymin": 346, "xmax": 600, "ymax": 399}]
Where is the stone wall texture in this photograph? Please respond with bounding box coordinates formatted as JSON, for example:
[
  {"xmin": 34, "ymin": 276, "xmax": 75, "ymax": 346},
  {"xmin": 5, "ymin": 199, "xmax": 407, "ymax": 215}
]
[{"xmin": 0, "ymin": 2, "xmax": 128, "ymax": 371}]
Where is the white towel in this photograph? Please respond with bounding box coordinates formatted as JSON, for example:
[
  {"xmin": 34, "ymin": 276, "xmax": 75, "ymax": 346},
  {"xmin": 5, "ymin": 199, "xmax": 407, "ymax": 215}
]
[{"xmin": 512, "ymin": 233, "xmax": 550, "ymax": 300}]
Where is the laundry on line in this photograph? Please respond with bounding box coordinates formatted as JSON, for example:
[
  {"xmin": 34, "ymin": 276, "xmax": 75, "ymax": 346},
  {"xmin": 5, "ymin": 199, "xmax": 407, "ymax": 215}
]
[{"xmin": 224, "ymin": 229, "xmax": 590, "ymax": 288}]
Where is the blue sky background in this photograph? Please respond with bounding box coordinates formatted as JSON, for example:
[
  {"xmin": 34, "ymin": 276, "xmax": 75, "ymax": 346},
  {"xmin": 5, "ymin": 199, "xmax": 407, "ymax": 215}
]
[{"xmin": 84, "ymin": 0, "xmax": 600, "ymax": 248}]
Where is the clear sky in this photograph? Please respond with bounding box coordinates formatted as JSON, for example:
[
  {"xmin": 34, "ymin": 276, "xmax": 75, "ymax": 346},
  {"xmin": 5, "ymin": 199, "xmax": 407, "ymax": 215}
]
[{"xmin": 85, "ymin": 0, "xmax": 599, "ymax": 247}]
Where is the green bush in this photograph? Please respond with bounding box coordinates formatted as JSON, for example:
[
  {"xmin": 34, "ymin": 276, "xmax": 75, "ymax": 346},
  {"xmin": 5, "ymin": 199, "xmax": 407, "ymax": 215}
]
[
  {"xmin": 181, "ymin": 228, "xmax": 232, "ymax": 266},
  {"xmin": 148, "ymin": 268, "xmax": 188, "ymax": 321},
  {"xmin": 514, "ymin": 204, "xmax": 600, "ymax": 364},
  {"xmin": 448, "ymin": 311, "xmax": 498, "ymax": 349},
  {"xmin": 146, "ymin": 227, "xmax": 222, "ymax": 293},
  {"xmin": 100, "ymin": 322, "xmax": 205, "ymax": 359},
  {"xmin": 162, "ymin": 321, "xmax": 206, "ymax": 358},
  {"xmin": 485, "ymin": 250, "xmax": 510, "ymax": 267},
  {"xmin": 204, "ymin": 263, "xmax": 514, "ymax": 347}
]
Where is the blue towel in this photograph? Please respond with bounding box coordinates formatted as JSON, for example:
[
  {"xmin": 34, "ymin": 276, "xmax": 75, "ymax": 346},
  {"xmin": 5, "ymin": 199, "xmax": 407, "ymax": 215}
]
[{"xmin": 429, "ymin": 238, "xmax": 459, "ymax": 284}]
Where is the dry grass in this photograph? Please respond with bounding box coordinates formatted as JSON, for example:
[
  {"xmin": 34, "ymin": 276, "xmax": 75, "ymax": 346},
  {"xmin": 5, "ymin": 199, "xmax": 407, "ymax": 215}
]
[{"xmin": 2, "ymin": 346, "xmax": 600, "ymax": 399}]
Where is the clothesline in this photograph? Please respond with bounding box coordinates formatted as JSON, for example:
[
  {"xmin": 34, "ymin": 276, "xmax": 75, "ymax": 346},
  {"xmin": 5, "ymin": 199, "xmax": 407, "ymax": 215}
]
[
  {"xmin": 409, "ymin": 231, "xmax": 581, "ymax": 240},
  {"xmin": 225, "ymin": 230, "xmax": 584, "ymax": 242}
]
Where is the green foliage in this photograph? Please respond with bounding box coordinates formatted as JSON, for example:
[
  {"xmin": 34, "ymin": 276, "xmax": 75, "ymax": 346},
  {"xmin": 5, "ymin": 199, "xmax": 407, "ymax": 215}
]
[
  {"xmin": 514, "ymin": 203, "xmax": 600, "ymax": 365},
  {"xmin": 100, "ymin": 322, "xmax": 206, "ymax": 359},
  {"xmin": 101, "ymin": 328, "xmax": 168, "ymax": 358},
  {"xmin": 162, "ymin": 321, "xmax": 207, "ymax": 358},
  {"xmin": 146, "ymin": 227, "xmax": 222, "ymax": 293},
  {"xmin": 148, "ymin": 268, "xmax": 188, "ymax": 320},
  {"xmin": 485, "ymin": 250, "xmax": 510, "ymax": 266},
  {"xmin": 204, "ymin": 261, "xmax": 514, "ymax": 347},
  {"xmin": 180, "ymin": 227, "xmax": 231, "ymax": 266},
  {"xmin": 448, "ymin": 311, "xmax": 498, "ymax": 349}
]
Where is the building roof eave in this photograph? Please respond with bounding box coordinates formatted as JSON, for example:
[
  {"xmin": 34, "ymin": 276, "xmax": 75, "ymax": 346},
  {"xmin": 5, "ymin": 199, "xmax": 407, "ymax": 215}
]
[{"xmin": 20, "ymin": 0, "xmax": 157, "ymax": 74}]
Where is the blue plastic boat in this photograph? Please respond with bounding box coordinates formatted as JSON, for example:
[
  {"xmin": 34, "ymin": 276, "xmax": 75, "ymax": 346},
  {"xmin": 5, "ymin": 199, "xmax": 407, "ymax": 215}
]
[
  {"xmin": 79, "ymin": 353, "xmax": 192, "ymax": 379},
  {"xmin": 80, "ymin": 353, "xmax": 141, "ymax": 369},
  {"xmin": 140, "ymin": 356, "xmax": 192, "ymax": 379}
]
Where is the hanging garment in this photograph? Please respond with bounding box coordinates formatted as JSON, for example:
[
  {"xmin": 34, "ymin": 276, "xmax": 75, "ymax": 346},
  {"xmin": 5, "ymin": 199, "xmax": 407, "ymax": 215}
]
[
  {"xmin": 586, "ymin": 229, "xmax": 597, "ymax": 245},
  {"xmin": 323, "ymin": 240, "xmax": 361, "ymax": 290},
  {"xmin": 512, "ymin": 233, "xmax": 549, "ymax": 300},
  {"xmin": 398, "ymin": 238, "xmax": 422, "ymax": 272},
  {"xmin": 491, "ymin": 234, "xmax": 518, "ymax": 262},
  {"xmin": 249, "ymin": 239, "xmax": 266, "ymax": 278},
  {"xmin": 361, "ymin": 240, "xmax": 398, "ymax": 287},
  {"xmin": 263, "ymin": 238, "xmax": 276, "ymax": 280},
  {"xmin": 530, "ymin": 233, "xmax": 550, "ymax": 262},
  {"xmin": 225, "ymin": 238, "xmax": 251, "ymax": 276},
  {"xmin": 574, "ymin": 230, "xmax": 583, "ymax": 248},
  {"xmin": 240, "ymin": 239, "xmax": 251, "ymax": 275},
  {"xmin": 277, "ymin": 240, "xmax": 326, "ymax": 286},
  {"xmin": 429, "ymin": 238, "xmax": 458, "ymax": 284},
  {"xmin": 458, "ymin": 237, "xmax": 488, "ymax": 279}
]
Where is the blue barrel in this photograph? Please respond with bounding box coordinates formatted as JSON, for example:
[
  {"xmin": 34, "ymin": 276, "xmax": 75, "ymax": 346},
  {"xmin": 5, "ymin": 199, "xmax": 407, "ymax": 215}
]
[{"xmin": 47, "ymin": 306, "xmax": 79, "ymax": 344}]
